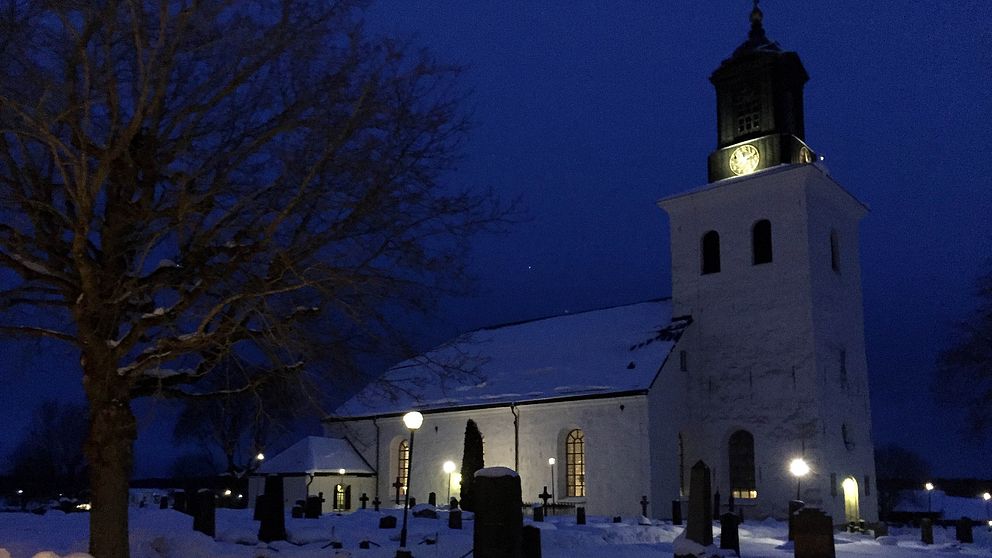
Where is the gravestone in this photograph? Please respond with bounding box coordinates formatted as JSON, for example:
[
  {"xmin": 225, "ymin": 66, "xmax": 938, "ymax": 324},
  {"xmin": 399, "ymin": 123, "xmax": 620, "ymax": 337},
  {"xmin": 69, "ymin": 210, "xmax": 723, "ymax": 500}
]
[
  {"xmin": 409, "ymin": 497, "xmax": 416, "ymax": 507},
  {"xmin": 640, "ymin": 496, "xmax": 650, "ymax": 517},
  {"xmin": 449, "ymin": 508, "xmax": 463, "ymax": 529},
  {"xmin": 450, "ymin": 497, "xmax": 459, "ymax": 509},
  {"xmin": 871, "ymin": 522, "xmax": 889, "ymax": 538},
  {"xmin": 576, "ymin": 506, "xmax": 586, "ymax": 525},
  {"xmin": 173, "ymin": 491, "xmax": 187, "ymax": 514},
  {"xmin": 473, "ymin": 467, "xmax": 523, "ymax": 558},
  {"xmin": 921, "ymin": 518, "xmax": 933, "ymax": 545},
  {"xmin": 413, "ymin": 506, "xmax": 439, "ymax": 519},
  {"xmin": 359, "ymin": 492, "xmax": 369, "ymax": 509},
  {"xmin": 713, "ymin": 491, "xmax": 721, "ymax": 519},
  {"xmin": 372, "ymin": 495, "xmax": 381, "ymax": 512},
  {"xmin": 956, "ymin": 517, "xmax": 973, "ymax": 543},
  {"xmin": 672, "ymin": 500, "xmax": 683, "ymax": 525},
  {"xmin": 304, "ymin": 493, "xmax": 324, "ymax": 518},
  {"xmin": 291, "ymin": 504, "xmax": 303, "ymax": 519},
  {"xmin": 522, "ymin": 525, "xmax": 542, "ymax": 558},
  {"xmin": 719, "ymin": 513, "xmax": 740, "ymax": 556},
  {"xmin": 533, "ymin": 505, "xmax": 544, "ymax": 522},
  {"xmin": 192, "ymin": 489, "xmax": 216, "ymax": 538},
  {"xmin": 393, "ymin": 477, "xmax": 404, "ymax": 504},
  {"xmin": 793, "ymin": 507, "xmax": 835, "ymax": 558},
  {"xmin": 159, "ymin": 496, "xmax": 169, "ymax": 510},
  {"xmin": 728, "ymin": 494, "xmax": 735, "ymax": 514},
  {"xmin": 788, "ymin": 500, "xmax": 805, "ymax": 541},
  {"xmin": 538, "ymin": 487, "xmax": 552, "ymax": 508},
  {"xmin": 258, "ymin": 475, "xmax": 287, "ymax": 543},
  {"xmin": 429, "ymin": 492, "xmax": 437, "ymax": 506},
  {"xmin": 685, "ymin": 461, "xmax": 713, "ymax": 547},
  {"xmin": 379, "ymin": 515, "xmax": 397, "ymax": 529}
]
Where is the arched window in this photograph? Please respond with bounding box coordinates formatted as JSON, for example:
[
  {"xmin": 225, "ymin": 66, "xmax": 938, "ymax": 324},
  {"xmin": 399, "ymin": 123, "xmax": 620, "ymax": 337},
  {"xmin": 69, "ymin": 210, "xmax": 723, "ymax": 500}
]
[
  {"xmin": 334, "ymin": 483, "xmax": 351, "ymax": 510},
  {"xmin": 566, "ymin": 429, "xmax": 586, "ymax": 497},
  {"xmin": 729, "ymin": 430, "xmax": 757, "ymax": 499},
  {"xmin": 398, "ymin": 440, "xmax": 410, "ymax": 501},
  {"xmin": 830, "ymin": 229, "xmax": 840, "ymax": 272},
  {"xmin": 702, "ymin": 231, "xmax": 721, "ymax": 274},
  {"xmin": 752, "ymin": 220, "xmax": 772, "ymax": 264}
]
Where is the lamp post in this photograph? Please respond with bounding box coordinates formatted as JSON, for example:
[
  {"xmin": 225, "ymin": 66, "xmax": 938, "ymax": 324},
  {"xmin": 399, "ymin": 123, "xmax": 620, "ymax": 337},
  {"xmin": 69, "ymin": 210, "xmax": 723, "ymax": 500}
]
[
  {"xmin": 398, "ymin": 411, "xmax": 423, "ymax": 557},
  {"xmin": 548, "ymin": 457, "xmax": 556, "ymax": 505},
  {"xmin": 982, "ymin": 492, "xmax": 989, "ymax": 528},
  {"xmin": 925, "ymin": 482, "xmax": 934, "ymax": 514},
  {"xmin": 443, "ymin": 461, "xmax": 456, "ymax": 506},
  {"xmin": 789, "ymin": 458, "xmax": 810, "ymax": 501}
]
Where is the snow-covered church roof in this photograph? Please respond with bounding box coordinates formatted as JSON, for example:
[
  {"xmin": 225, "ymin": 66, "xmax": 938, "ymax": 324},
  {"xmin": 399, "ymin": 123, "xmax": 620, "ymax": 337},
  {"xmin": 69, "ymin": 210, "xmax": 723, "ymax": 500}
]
[
  {"xmin": 257, "ymin": 436, "xmax": 375, "ymax": 475},
  {"xmin": 332, "ymin": 299, "xmax": 687, "ymax": 419}
]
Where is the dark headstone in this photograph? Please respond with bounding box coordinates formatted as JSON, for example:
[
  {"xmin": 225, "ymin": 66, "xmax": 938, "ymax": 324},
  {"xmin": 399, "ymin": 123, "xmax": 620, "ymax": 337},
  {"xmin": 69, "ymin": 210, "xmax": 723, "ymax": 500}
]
[
  {"xmin": 871, "ymin": 522, "xmax": 889, "ymax": 538},
  {"xmin": 258, "ymin": 475, "xmax": 287, "ymax": 543},
  {"xmin": 921, "ymin": 518, "xmax": 933, "ymax": 545},
  {"xmin": 685, "ymin": 460, "xmax": 713, "ymax": 547},
  {"xmin": 956, "ymin": 517, "xmax": 974, "ymax": 543},
  {"xmin": 409, "ymin": 497, "xmax": 416, "ymax": 507},
  {"xmin": 393, "ymin": 476, "xmax": 404, "ymax": 505},
  {"xmin": 719, "ymin": 513, "xmax": 741, "ymax": 556},
  {"xmin": 449, "ymin": 508, "xmax": 463, "ymax": 529},
  {"xmin": 522, "ymin": 525, "xmax": 542, "ymax": 558},
  {"xmin": 379, "ymin": 515, "xmax": 398, "ymax": 529},
  {"xmin": 713, "ymin": 491, "xmax": 721, "ymax": 519},
  {"xmin": 612, "ymin": 516, "xmax": 622, "ymax": 523},
  {"xmin": 372, "ymin": 495, "xmax": 381, "ymax": 512},
  {"xmin": 576, "ymin": 506, "xmax": 586, "ymax": 525},
  {"xmin": 359, "ymin": 492, "xmax": 369, "ymax": 509},
  {"xmin": 538, "ymin": 487, "xmax": 552, "ymax": 507},
  {"xmin": 640, "ymin": 496, "xmax": 649, "ymax": 517},
  {"xmin": 359, "ymin": 540, "xmax": 371, "ymax": 549},
  {"xmin": 429, "ymin": 492, "xmax": 437, "ymax": 506},
  {"xmin": 672, "ymin": 499, "xmax": 683, "ymax": 526},
  {"xmin": 788, "ymin": 500, "xmax": 805, "ymax": 541},
  {"xmin": 450, "ymin": 497, "xmax": 459, "ymax": 509},
  {"xmin": 413, "ymin": 506, "xmax": 439, "ymax": 519},
  {"xmin": 291, "ymin": 505, "xmax": 303, "ymax": 518},
  {"xmin": 533, "ymin": 505, "xmax": 544, "ymax": 522},
  {"xmin": 192, "ymin": 489, "xmax": 216, "ymax": 538},
  {"xmin": 173, "ymin": 491, "xmax": 187, "ymax": 514},
  {"xmin": 305, "ymin": 494, "xmax": 323, "ymax": 518},
  {"xmin": 473, "ymin": 468, "xmax": 523, "ymax": 558},
  {"xmin": 728, "ymin": 494, "xmax": 735, "ymax": 514},
  {"xmin": 793, "ymin": 507, "xmax": 835, "ymax": 558},
  {"xmin": 159, "ymin": 496, "xmax": 169, "ymax": 510}
]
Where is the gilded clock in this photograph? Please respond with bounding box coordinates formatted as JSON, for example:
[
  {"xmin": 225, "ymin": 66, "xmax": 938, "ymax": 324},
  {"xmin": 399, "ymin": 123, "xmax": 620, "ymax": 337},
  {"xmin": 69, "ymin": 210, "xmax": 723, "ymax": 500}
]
[{"xmin": 729, "ymin": 144, "xmax": 760, "ymax": 176}]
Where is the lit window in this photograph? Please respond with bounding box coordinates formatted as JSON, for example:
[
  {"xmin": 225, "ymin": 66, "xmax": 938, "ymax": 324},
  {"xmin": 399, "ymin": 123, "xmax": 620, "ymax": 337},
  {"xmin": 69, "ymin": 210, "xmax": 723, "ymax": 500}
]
[
  {"xmin": 729, "ymin": 430, "xmax": 757, "ymax": 499},
  {"xmin": 566, "ymin": 429, "xmax": 586, "ymax": 497},
  {"xmin": 702, "ymin": 231, "xmax": 721, "ymax": 274},
  {"xmin": 398, "ymin": 440, "xmax": 410, "ymax": 498},
  {"xmin": 334, "ymin": 484, "xmax": 350, "ymax": 510}
]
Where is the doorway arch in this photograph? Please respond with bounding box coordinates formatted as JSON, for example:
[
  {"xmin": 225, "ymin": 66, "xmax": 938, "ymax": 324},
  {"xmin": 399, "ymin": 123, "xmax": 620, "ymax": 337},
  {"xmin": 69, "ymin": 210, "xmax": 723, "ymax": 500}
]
[{"xmin": 841, "ymin": 476, "xmax": 860, "ymax": 522}]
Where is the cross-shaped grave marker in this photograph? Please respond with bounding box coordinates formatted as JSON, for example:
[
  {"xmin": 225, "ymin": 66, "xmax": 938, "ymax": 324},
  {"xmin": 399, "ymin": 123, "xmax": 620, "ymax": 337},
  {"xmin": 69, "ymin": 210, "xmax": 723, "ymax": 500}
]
[
  {"xmin": 392, "ymin": 477, "xmax": 404, "ymax": 505},
  {"xmin": 359, "ymin": 492, "xmax": 370, "ymax": 509},
  {"xmin": 640, "ymin": 495, "xmax": 650, "ymax": 517},
  {"xmin": 538, "ymin": 486, "xmax": 553, "ymax": 507}
]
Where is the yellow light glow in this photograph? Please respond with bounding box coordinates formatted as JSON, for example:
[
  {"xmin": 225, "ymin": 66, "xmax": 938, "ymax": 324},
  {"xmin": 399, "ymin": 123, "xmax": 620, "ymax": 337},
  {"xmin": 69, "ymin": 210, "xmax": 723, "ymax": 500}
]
[
  {"xmin": 403, "ymin": 411, "xmax": 424, "ymax": 430},
  {"xmin": 76, "ymin": 503, "xmax": 91, "ymax": 511},
  {"xmin": 925, "ymin": 482, "xmax": 934, "ymax": 491},
  {"xmin": 443, "ymin": 460, "xmax": 456, "ymax": 474},
  {"xmin": 729, "ymin": 144, "xmax": 760, "ymax": 176},
  {"xmin": 789, "ymin": 458, "xmax": 810, "ymax": 478},
  {"xmin": 983, "ymin": 492, "xmax": 990, "ymax": 501},
  {"xmin": 841, "ymin": 478, "xmax": 857, "ymax": 492},
  {"xmin": 256, "ymin": 452, "xmax": 265, "ymax": 461},
  {"xmin": 223, "ymin": 489, "xmax": 232, "ymax": 496},
  {"xmin": 339, "ymin": 468, "xmax": 346, "ymax": 475}
]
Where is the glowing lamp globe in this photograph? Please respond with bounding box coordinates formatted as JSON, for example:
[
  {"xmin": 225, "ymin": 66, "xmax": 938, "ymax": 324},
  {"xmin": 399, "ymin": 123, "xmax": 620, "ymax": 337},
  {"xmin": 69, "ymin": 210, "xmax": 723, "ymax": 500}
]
[
  {"xmin": 925, "ymin": 482, "xmax": 934, "ymax": 491},
  {"xmin": 982, "ymin": 492, "xmax": 990, "ymax": 501},
  {"xmin": 789, "ymin": 458, "xmax": 810, "ymax": 478},
  {"xmin": 443, "ymin": 460, "xmax": 456, "ymax": 474},
  {"xmin": 403, "ymin": 411, "xmax": 424, "ymax": 430},
  {"xmin": 548, "ymin": 457, "xmax": 556, "ymax": 465}
]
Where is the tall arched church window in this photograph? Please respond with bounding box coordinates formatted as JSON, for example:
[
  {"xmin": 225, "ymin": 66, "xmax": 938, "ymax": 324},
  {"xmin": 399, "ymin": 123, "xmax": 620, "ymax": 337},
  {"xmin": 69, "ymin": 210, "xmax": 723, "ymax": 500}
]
[
  {"xmin": 729, "ymin": 430, "xmax": 757, "ymax": 499},
  {"xmin": 566, "ymin": 429, "xmax": 586, "ymax": 497},
  {"xmin": 830, "ymin": 229, "xmax": 840, "ymax": 272},
  {"xmin": 702, "ymin": 231, "xmax": 721, "ymax": 274},
  {"xmin": 752, "ymin": 220, "xmax": 773, "ymax": 264},
  {"xmin": 398, "ymin": 440, "xmax": 410, "ymax": 499}
]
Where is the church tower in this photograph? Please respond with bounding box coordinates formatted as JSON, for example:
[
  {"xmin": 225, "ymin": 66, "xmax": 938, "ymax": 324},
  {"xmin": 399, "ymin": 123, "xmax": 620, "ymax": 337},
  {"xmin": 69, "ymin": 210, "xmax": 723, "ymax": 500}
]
[{"xmin": 658, "ymin": 3, "xmax": 877, "ymax": 521}]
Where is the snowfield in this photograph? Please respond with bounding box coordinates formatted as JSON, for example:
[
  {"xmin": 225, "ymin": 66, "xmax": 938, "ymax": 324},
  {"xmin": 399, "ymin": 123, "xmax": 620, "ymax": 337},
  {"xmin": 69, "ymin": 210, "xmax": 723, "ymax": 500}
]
[{"xmin": 1, "ymin": 506, "xmax": 991, "ymax": 558}]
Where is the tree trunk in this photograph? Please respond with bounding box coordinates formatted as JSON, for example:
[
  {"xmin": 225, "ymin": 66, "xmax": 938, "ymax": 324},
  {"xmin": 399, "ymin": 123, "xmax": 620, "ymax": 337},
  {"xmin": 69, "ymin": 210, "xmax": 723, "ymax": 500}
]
[{"xmin": 85, "ymin": 392, "xmax": 137, "ymax": 558}]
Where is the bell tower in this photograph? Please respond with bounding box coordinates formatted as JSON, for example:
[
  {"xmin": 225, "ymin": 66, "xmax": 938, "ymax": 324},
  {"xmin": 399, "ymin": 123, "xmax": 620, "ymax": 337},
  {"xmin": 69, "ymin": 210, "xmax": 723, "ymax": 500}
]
[{"xmin": 707, "ymin": 2, "xmax": 816, "ymax": 182}]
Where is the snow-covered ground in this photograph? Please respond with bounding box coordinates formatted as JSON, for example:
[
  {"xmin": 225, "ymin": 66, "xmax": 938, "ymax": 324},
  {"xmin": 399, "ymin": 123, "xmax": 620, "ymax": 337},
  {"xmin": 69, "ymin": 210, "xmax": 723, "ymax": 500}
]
[{"xmin": 1, "ymin": 506, "xmax": 991, "ymax": 558}]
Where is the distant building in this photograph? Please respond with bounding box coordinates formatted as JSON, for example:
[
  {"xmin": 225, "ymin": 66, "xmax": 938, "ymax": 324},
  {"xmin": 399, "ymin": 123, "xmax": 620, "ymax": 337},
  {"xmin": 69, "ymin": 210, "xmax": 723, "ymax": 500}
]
[{"xmin": 274, "ymin": 5, "xmax": 879, "ymax": 522}]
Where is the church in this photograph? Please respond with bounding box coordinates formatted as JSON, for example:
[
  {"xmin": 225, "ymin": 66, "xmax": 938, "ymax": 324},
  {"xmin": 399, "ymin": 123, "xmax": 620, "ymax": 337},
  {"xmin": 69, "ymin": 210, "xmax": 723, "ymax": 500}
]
[{"xmin": 263, "ymin": 4, "xmax": 879, "ymax": 523}]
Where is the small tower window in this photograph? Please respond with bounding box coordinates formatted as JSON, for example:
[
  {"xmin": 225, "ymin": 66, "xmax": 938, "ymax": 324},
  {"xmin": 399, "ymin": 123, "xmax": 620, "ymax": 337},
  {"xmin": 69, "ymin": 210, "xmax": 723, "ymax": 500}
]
[
  {"xmin": 701, "ymin": 231, "xmax": 721, "ymax": 274},
  {"xmin": 752, "ymin": 219, "xmax": 773, "ymax": 264},
  {"xmin": 830, "ymin": 229, "xmax": 840, "ymax": 272}
]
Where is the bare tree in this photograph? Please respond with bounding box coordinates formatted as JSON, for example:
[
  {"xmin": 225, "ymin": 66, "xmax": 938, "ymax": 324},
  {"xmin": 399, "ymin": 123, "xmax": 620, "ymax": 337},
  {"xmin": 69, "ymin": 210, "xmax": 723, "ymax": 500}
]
[
  {"xmin": 0, "ymin": 2, "xmax": 505, "ymax": 556},
  {"xmin": 935, "ymin": 266, "xmax": 992, "ymax": 436}
]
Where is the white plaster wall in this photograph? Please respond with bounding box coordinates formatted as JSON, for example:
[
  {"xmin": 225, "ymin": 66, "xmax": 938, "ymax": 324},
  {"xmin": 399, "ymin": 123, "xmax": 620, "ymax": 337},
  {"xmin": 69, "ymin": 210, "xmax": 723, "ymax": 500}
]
[
  {"xmin": 659, "ymin": 165, "xmax": 877, "ymax": 521},
  {"xmin": 325, "ymin": 395, "xmax": 653, "ymax": 517}
]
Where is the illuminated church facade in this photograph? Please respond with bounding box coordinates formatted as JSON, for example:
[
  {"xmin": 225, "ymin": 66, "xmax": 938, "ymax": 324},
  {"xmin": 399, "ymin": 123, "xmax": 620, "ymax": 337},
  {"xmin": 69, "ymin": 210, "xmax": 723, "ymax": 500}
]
[{"xmin": 273, "ymin": 5, "xmax": 880, "ymax": 523}]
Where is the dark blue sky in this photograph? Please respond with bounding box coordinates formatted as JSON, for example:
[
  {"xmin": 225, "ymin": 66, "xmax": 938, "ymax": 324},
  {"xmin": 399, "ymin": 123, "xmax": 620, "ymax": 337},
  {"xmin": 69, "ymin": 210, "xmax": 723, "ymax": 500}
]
[{"xmin": 2, "ymin": 1, "xmax": 990, "ymax": 478}]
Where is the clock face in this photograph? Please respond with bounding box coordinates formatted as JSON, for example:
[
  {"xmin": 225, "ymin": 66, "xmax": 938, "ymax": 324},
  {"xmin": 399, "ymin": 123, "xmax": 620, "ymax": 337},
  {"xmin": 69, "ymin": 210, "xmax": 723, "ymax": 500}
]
[{"xmin": 729, "ymin": 144, "xmax": 760, "ymax": 176}]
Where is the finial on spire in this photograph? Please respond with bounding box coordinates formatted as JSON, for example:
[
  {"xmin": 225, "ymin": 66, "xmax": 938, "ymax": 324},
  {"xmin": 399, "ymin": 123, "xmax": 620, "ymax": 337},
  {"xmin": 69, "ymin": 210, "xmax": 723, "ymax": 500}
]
[{"xmin": 748, "ymin": 0, "xmax": 767, "ymax": 43}]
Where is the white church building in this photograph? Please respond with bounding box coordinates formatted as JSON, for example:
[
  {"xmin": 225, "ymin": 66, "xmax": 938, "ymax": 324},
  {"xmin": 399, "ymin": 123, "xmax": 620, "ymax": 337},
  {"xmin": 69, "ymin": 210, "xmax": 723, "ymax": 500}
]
[{"xmin": 271, "ymin": 5, "xmax": 879, "ymax": 523}]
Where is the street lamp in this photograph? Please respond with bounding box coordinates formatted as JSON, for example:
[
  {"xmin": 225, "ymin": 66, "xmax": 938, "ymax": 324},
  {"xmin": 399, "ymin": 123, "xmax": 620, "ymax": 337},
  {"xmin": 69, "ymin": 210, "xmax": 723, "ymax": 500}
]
[
  {"xmin": 982, "ymin": 492, "xmax": 990, "ymax": 527},
  {"xmin": 548, "ymin": 457, "xmax": 556, "ymax": 505},
  {"xmin": 398, "ymin": 411, "xmax": 423, "ymax": 558},
  {"xmin": 925, "ymin": 482, "xmax": 934, "ymax": 514},
  {"xmin": 443, "ymin": 461, "xmax": 456, "ymax": 506},
  {"xmin": 789, "ymin": 458, "xmax": 810, "ymax": 501},
  {"xmin": 255, "ymin": 452, "xmax": 265, "ymax": 461}
]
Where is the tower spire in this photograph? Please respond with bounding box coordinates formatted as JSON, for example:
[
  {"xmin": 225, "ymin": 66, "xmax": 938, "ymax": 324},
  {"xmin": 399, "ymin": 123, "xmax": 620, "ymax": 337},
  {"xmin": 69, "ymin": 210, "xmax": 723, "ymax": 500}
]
[{"xmin": 748, "ymin": 0, "xmax": 768, "ymax": 46}]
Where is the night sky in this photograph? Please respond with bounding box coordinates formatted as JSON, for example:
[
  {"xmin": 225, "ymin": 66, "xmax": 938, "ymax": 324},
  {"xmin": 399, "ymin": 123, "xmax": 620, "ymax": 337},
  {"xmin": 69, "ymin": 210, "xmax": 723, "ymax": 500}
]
[{"xmin": 2, "ymin": 1, "xmax": 991, "ymax": 479}]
